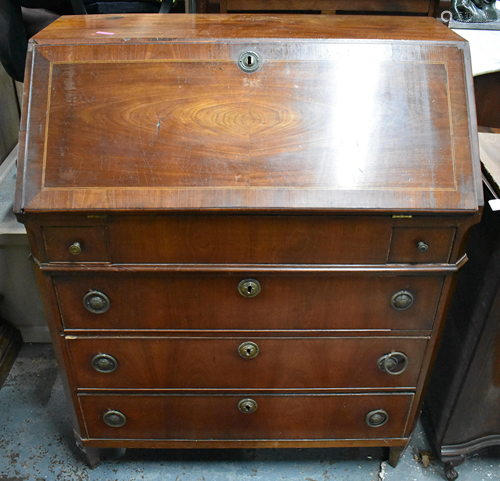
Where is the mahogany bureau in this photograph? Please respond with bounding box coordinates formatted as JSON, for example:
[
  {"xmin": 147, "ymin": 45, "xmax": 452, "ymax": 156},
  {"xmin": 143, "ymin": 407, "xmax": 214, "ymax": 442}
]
[{"xmin": 15, "ymin": 14, "xmax": 482, "ymax": 467}]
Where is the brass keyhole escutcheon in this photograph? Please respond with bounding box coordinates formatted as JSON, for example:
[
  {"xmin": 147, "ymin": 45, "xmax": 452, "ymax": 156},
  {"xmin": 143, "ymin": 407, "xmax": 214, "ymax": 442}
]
[
  {"xmin": 103, "ymin": 410, "xmax": 127, "ymax": 427},
  {"xmin": 365, "ymin": 409, "xmax": 389, "ymax": 428},
  {"xmin": 83, "ymin": 290, "xmax": 111, "ymax": 314},
  {"xmin": 91, "ymin": 353, "xmax": 118, "ymax": 373},
  {"xmin": 377, "ymin": 352, "xmax": 409, "ymax": 375},
  {"xmin": 238, "ymin": 279, "xmax": 261, "ymax": 298},
  {"xmin": 69, "ymin": 242, "xmax": 81, "ymax": 255},
  {"xmin": 238, "ymin": 341, "xmax": 259, "ymax": 359},
  {"xmin": 238, "ymin": 398, "xmax": 258, "ymax": 414},
  {"xmin": 416, "ymin": 241, "xmax": 429, "ymax": 253},
  {"xmin": 390, "ymin": 290, "xmax": 414, "ymax": 310},
  {"xmin": 238, "ymin": 51, "xmax": 262, "ymax": 73}
]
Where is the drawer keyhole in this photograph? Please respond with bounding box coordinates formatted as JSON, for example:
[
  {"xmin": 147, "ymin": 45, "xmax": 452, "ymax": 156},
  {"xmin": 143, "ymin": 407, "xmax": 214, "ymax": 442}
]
[
  {"xmin": 238, "ymin": 341, "xmax": 259, "ymax": 359},
  {"xmin": 244, "ymin": 55, "xmax": 255, "ymax": 67},
  {"xmin": 238, "ymin": 398, "xmax": 258, "ymax": 413},
  {"xmin": 238, "ymin": 279, "xmax": 261, "ymax": 298},
  {"xmin": 238, "ymin": 51, "xmax": 261, "ymax": 73}
]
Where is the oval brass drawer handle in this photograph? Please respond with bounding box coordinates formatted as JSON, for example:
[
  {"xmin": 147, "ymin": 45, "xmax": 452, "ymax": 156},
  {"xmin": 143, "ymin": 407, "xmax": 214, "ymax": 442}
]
[
  {"xmin": 377, "ymin": 352, "xmax": 409, "ymax": 375},
  {"xmin": 238, "ymin": 279, "xmax": 261, "ymax": 298},
  {"xmin": 366, "ymin": 409, "xmax": 389, "ymax": 428},
  {"xmin": 238, "ymin": 398, "xmax": 258, "ymax": 414},
  {"xmin": 391, "ymin": 290, "xmax": 414, "ymax": 310},
  {"xmin": 69, "ymin": 242, "xmax": 81, "ymax": 255},
  {"xmin": 238, "ymin": 341, "xmax": 259, "ymax": 359},
  {"xmin": 91, "ymin": 353, "xmax": 118, "ymax": 373},
  {"xmin": 103, "ymin": 410, "xmax": 127, "ymax": 428},
  {"xmin": 83, "ymin": 290, "xmax": 111, "ymax": 314}
]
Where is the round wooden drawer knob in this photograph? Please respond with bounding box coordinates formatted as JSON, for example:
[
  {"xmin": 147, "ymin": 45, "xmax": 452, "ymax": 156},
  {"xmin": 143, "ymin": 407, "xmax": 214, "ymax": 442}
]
[
  {"xmin": 238, "ymin": 279, "xmax": 261, "ymax": 298},
  {"xmin": 238, "ymin": 398, "xmax": 258, "ymax": 414},
  {"xmin": 391, "ymin": 291, "xmax": 414, "ymax": 310},
  {"xmin": 83, "ymin": 290, "xmax": 111, "ymax": 314},
  {"xmin": 69, "ymin": 242, "xmax": 81, "ymax": 255},
  {"xmin": 366, "ymin": 409, "xmax": 389, "ymax": 428},
  {"xmin": 378, "ymin": 352, "xmax": 408, "ymax": 375},
  {"xmin": 91, "ymin": 353, "xmax": 118, "ymax": 373},
  {"xmin": 103, "ymin": 410, "xmax": 127, "ymax": 428},
  {"xmin": 416, "ymin": 241, "xmax": 429, "ymax": 253}
]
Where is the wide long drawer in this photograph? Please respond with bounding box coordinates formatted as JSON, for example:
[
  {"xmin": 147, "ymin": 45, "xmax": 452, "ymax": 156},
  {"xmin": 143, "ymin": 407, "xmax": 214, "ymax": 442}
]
[
  {"xmin": 55, "ymin": 274, "xmax": 444, "ymax": 331},
  {"xmin": 79, "ymin": 393, "xmax": 414, "ymax": 440},
  {"xmin": 67, "ymin": 337, "xmax": 428, "ymax": 389}
]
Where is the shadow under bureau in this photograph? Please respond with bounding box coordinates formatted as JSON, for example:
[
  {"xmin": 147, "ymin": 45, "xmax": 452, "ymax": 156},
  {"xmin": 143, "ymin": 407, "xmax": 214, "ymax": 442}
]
[{"xmin": 14, "ymin": 14, "xmax": 482, "ymax": 468}]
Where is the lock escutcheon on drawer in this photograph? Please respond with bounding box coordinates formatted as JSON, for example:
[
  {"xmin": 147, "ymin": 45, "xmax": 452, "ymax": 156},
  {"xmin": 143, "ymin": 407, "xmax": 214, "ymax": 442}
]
[
  {"xmin": 238, "ymin": 342, "xmax": 259, "ymax": 359},
  {"xmin": 238, "ymin": 398, "xmax": 258, "ymax": 413},
  {"xmin": 238, "ymin": 279, "xmax": 261, "ymax": 298}
]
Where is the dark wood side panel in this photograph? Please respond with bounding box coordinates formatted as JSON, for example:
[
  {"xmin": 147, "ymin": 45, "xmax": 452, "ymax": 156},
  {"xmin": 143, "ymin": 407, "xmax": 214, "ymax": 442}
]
[
  {"xmin": 54, "ymin": 274, "xmax": 445, "ymax": 331},
  {"xmin": 79, "ymin": 393, "xmax": 414, "ymax": 440}
]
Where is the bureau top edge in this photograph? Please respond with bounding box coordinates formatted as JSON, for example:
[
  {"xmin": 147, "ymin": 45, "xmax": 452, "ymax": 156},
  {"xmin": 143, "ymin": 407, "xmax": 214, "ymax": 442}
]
[
  {"xmin": 31, "ymin": 14, "xmax": 466, "ymax": 45},
  {"xmin": 14, "ymin": 207, "xmax": 483, "ymax": 217}
]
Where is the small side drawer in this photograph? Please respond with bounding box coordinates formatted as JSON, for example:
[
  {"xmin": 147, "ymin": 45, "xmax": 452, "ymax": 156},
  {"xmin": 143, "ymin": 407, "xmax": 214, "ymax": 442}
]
[
  {"xmin": 43, "ymin": 227, "xmax": 110, "ymax": 263},
  {"xmin": 79, "ymin": 393, "xmax": 414, "ymax": 441},
  {"xmin": 389, "ymin": 228, "xmax": 456, "ymax": 264}
]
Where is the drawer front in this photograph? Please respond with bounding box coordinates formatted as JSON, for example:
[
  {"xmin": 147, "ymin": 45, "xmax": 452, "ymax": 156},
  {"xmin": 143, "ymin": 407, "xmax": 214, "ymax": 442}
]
[
  {"xmin": 389, "ymin": 227, "xmax": 456, "ymax": 264},
  {"xmin": 107, "ymin": 216, "xmax": 392, "ymax": 264},
  {"xmin": 68, "ymin": 337, "xmax": 428, "ymax": 389},
  {"xmin": 79, "ymin": 393, "xmax": 414, "ymax": 440},
  {"xmin": 43, "ymin": 226, "xmax": 110, "ymax": 263},
  {"xmin": 56, "ymin": 275, "xmax": 444, "ymax": 331}
]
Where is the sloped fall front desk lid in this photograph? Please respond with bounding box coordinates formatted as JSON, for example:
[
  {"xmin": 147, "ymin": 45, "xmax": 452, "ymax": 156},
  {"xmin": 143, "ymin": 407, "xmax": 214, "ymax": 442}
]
[{"xmin": 15, "ymin": 14, "xmax": 482, "ymax": 213}]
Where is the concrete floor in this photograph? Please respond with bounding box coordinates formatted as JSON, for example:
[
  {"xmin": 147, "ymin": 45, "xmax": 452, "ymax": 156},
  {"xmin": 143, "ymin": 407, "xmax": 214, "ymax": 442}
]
[{"xmin": 1, "ymin": 344, "xmax": 499, "ymax": 481}]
